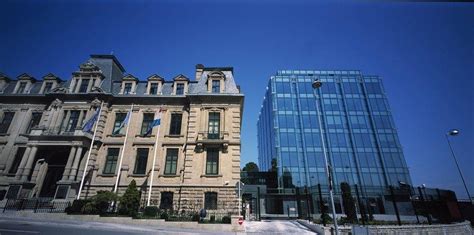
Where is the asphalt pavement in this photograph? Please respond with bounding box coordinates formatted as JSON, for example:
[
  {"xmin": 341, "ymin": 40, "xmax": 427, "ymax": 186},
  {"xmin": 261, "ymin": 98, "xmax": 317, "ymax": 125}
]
[{"xmin": 0, "ymin": 216, "xmax": 315, "ymax": 234}]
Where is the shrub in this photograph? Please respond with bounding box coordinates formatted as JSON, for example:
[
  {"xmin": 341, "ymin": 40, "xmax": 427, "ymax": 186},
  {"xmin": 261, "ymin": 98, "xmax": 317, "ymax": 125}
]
[
  {"xmin": 118, "ymin": 180, "xmax": 140, "ymax": 217},
  {"xmin": 82, "ymin": 202, "xmax": 98, "ymax": 214},
  {"xmin": 191, "ymin": 212, "xmax": 200, "ymax": 221},
  {"xmin": 92, "ymin": 190, "xmax": 118, "ymax": 214},
  {"xmin": 143, "ymin": 206, "xmax": 159, "ymax": 217},
  {"xmin": 320, "ymin": 213, "xmax": 332, "ymax": 225},
  {"xmin": 160, "ymin": 211, "xmax": 169, "ymax": 220},
  {"xmin": 210, "ymin": 215, "xmax": 215, "ymax": 222},
  {"xmin": 221, "ymin": 216, "xmax": 231, "ymax": 224},
  {"xmin": 65, "ymin": 199, "xmax": 91, "ymax": 214}
]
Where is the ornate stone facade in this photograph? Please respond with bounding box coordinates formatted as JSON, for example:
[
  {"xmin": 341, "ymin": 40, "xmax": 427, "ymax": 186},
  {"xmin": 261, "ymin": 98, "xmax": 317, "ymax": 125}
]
[{"xmin": 0, "ymin": 55, "xmax": 244, "ymax": 214}]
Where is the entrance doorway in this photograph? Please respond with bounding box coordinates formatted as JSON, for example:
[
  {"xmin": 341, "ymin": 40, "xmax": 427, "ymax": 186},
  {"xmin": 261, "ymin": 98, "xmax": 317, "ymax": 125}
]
[{"xmin": 35, "ymin": 146, "xmax": 70, "ymax": 198}]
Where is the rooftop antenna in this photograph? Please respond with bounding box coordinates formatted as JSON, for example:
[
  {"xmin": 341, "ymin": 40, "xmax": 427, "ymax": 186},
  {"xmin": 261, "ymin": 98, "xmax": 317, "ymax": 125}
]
[{"xmin": 110, "ymin": 50, "xmax": 114, "ymax": 55}]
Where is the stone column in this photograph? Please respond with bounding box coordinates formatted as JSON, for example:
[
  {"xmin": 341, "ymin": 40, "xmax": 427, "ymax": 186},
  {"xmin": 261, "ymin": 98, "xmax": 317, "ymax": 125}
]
[
  {"xmin": 69, "ymin": 147, "xmax": 83, "ymax": 180},
  {"xmin": 21, "ymin": 146, "xmax": 38, "ymax": 181},
  {"xmin": 75, "ymin": 150, "xmax": 89, "ymax": 181},
  {"xmin": 75, "ymin": 79, "xmax": 82, "ymax": 93},
  {"xmin": 15, "ymin": 147, "xmax": 31, "ymax": 179},
  {"xmin": 62, "ymin": 146, "xmax": 77, "ymax": 181},
  {"xmin": 62, "ymin": 111, "xmax": 71, "ymax": 132}
]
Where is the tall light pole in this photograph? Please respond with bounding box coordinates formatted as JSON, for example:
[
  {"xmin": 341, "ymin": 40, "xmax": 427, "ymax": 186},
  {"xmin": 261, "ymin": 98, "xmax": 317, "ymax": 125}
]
[
  {"xmin": 445, "ymin": 129, "xmax": 472, "ymax": 204},
  {"xmin": 312, "ymin": 79, "xmax": 339, "ymax": 234}
]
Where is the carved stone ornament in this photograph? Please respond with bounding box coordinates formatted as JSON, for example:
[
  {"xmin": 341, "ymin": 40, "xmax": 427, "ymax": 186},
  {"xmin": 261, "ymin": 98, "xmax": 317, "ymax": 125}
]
[
  {"xmin": 50, "ymin": 98, "xmax": 63, "ymax": 109},
  {"xmin": 90, "ymin": 86, "xmax": 104, "ymax": 93},
  {"xmin": 50, "ymin": 86, "xmax": 68, "ymax": 94},
  {"xmin": 90, "ymin": 98, "xmax": 102, "ymax": 108}
]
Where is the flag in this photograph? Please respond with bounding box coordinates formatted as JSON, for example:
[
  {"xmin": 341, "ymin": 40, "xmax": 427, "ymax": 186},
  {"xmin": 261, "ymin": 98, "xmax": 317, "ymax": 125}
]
[
  {"xmin": 113, "ymin": 111, "xmax": 130, "ymax": 135},
  {"xmin": 82, "ymin": 108, "xmax": 100, "ymax": 133},
  {"xmin": 144, "ymin": 108, "xmax": 163, "ymax": 136}
]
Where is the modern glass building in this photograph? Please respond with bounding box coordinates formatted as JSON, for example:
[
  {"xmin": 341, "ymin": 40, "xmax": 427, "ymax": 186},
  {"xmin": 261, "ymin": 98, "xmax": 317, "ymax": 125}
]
[{"xmin": 257, "ymin": 69, "xmax": 413, "ymax": 216}]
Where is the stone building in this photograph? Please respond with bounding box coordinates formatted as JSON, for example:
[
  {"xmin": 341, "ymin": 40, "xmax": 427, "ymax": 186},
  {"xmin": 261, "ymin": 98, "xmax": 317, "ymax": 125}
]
[{"xmin": 0, "ymin": 55, "xmax": 244, "ymax": 213}]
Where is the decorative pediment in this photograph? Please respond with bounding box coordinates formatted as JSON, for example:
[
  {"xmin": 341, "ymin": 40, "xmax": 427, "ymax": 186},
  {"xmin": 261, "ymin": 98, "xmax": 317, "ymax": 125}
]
[
  {"xmin": 122, "ymin": 74, "xmax": 138, "ymax": 81},
  {"xmin": 147, "ymin": 74, "xmax": 164, "ymax": 82},
  {"xmin": 42, "ymin": 73, "xmax": 62, "ymax": 81},
  {"xmin": 50, "ymin": 86, "xmax": 68, "ymax": 94},
  {"xmin": 207, "ymin": 71, "xmax": 226, "ymax": 80},
  {"xmin": 17, "ymin": 73, "xmax": 36, "ymax": 82},
  {"xmin": 173, "ymin": 74, "xmax": 189, "ymax": 81},
  {"xmin": 73, "ymin": 60, "xmax": 105, "ymax": 78},
  {"xmin": 0, "ymin": 72, "xmax": 11, "ymax": 81}
]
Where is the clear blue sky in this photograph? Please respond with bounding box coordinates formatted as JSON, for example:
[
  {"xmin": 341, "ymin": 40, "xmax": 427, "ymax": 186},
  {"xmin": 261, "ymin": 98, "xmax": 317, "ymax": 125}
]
[{"xmin": 1, "ymin": 0, "xmax": 473, "ymax": 198}]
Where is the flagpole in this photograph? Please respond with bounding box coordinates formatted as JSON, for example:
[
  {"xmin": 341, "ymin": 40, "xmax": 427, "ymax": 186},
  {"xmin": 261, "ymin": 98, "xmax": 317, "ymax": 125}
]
[
  {"xmin": 77, "ymin": 101, "xmax": 103, "ymax": 200},
  {"xmin": 147, "ymin": 109, "xmax": 161, "ymax": 206},
  {"xmin": 113, "ymin": 104, "xmax": 134, "ymax": 194}
]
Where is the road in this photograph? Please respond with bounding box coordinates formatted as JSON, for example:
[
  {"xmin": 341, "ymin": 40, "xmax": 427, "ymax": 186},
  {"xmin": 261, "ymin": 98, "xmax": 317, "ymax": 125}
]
[{"xmin": 0, "ymin": 216, "xmax": 314, "ymax": 234}]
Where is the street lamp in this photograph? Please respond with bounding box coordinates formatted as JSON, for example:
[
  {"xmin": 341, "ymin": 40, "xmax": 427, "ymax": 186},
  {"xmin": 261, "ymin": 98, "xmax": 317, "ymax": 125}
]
[
  {"xmin": 312, "ymin": 79, "xmax": 339, "ymax": 235},
  {"xmin": 445, "ymin": 129, "xmax": 473, "ymax": 204}
]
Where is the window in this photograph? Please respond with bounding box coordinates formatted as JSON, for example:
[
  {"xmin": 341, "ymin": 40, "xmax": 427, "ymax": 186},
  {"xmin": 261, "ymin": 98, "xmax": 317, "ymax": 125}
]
[
  {"xmin": 79, "ymin": 79, "xmax": 90, "ymax": 93},
  {"xmin": 149, "ymin": 83, "xmax": 159, "ymax": 95},
  {"xmin": 43, "ymin": 82, "xmax": 53, "ymax": 93},
  {"xmin": 8, "ymin": 147, "xmax": 25, "ymax": 174},
  {"xmin": 0, "ymin": 112, "xmax": 15, "ymax": 134},
  {"xmin": 133, "ymin": 148, "xmax": 149, "ymax": 174},
  {"xmin": 164, "ymin": 148, "xmax": 178, "ymax": 175},
  {"xmin": 103, "ymin": 148, "xmax": 119, "ymax": 174},
  {"xmin": 169, "ymin": 113, "xmax": 182, "ymax": 135},
  {"xmin": 204, "ymin": 192, "xmax": 218, "ymax": 210},
  {"xmin": 208, "ymin": 112, "xmax": 220, "ymax": 139},
  {"xmin": 140, "ymin": 113, "xmax": 154, "ymax": 136},
  {"xmin": 17, "ymin": 82, "xmax": 27, "ymax": 94},
  {"xmin": 175, "ymin": 83, "xmax": 184, "ymax": 95},
  {"xmin": 26, "ymin": 112, "xmax": 42, "ymax": 133},
  {"xmin": 65, "ymin": 111, "xmax": 80, "ymax": 132},
  {"xmin": 112, "ymin": 113, "xmax": 127, "ymax": 135},
  {"xmin": 160, "ymin": 192, "xmax": 173, "ymax": 210},
  {"xmin": 211, "ymin": 80, "xmax": 220, "ymax": 93},
  {"xmin": 205, "ymin": 148, "xmax": 219, "ymax": 175},
  {"xmin": 123, "ymin": 83, "xmax": 132, "ymax": 94}
]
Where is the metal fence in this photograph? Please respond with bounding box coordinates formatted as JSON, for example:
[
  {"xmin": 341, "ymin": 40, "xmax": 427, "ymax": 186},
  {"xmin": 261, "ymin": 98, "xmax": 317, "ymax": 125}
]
[{"xmin": 2, "ymin": 198, "xmax": 71, "ymax": 213}]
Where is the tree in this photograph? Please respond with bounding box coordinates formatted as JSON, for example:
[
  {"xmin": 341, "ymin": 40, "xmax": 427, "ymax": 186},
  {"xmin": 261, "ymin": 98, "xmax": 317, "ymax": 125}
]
[
  {"xmin": 340, "ymin": 182, "xmax": 357, "ymax": 223},
  {"xmin": 242, "ymin": 162, "xmax": 259, "ymax": 172},
  {"xmin": 119, "ymin": 179, "xmax": 140, "ymax": 216}
]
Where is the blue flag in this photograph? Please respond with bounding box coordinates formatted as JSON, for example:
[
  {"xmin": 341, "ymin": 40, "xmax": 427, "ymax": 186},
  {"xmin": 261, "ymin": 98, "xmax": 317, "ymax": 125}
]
[
  {"xmin": 82, "ymin": 109, "xmax": 100, "ymax": 133},
  {"xmin": 144, "ymin": 108, "xmax": 163, "ymax": 136},
  {"xmin": 113, "ymin": 111, "xmax": 130, "ymax": 135}
]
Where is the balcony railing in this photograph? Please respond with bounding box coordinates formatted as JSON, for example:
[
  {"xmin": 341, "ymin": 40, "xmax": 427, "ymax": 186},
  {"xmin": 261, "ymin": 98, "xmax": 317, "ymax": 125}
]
[
  {"xmin": 198, "ymin": 131, "xmax": 228, "ymax": 140},
  {"xmin": 28, "ymin": 126, "xmax": 87, "ymax": 137}
]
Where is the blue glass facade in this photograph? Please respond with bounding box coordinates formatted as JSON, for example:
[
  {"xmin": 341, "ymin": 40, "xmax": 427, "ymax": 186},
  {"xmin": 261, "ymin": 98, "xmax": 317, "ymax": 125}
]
[{"xmin": 257, "ymin": 70, "xmax": 412, "ymax": 193}]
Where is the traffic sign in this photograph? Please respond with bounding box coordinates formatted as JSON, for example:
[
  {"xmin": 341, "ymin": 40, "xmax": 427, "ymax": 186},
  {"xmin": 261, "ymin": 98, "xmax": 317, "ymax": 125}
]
[{"xmin": 238, "ymin": 217, "xmax": 244, "ymax": 225}]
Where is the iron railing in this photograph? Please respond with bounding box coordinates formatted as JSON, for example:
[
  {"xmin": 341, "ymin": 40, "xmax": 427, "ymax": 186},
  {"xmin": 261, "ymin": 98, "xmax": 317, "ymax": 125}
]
[{"xmin": 1, "ymin": 198, "xmax": 71, "ymax": 213}]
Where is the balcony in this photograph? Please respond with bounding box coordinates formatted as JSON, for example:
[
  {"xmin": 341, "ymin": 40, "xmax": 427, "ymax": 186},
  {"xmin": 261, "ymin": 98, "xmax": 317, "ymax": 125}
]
[
  {"xmin": 26, "ymin": 126, "xmax": 92, "ymax": 141},
  {"xmin": 195, "ymin": 131, "xmax": 229, "ymax": 152}
]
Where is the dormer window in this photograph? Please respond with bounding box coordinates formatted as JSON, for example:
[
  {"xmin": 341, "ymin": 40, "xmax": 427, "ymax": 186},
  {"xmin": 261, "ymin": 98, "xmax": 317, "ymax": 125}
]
[
  {"xmin": 78, "ymin": 79, "xmax": 90, "ymax": 93},
  {"xmin": 43, "ymin": 82, "xmax": 53, "ymax": 93},
  {"xmin": 123, "ymin": 83, "xmax": 132, "ymax": 94},
  {"xmin": 212, "ymin": 80, "xmax": 220, "ymax": 93},
  {"xmin": 207, "ymin": 71, "xmax": 225, "ymax": 93},
  {"xmin": 176, "ymin": 83, "xmax": 185, "ymax": 95},
  {"xmin": 17, "ymin": 82, "xmax": 27, "ymax": 94},
  {"xmin": 149, "ymin": 83, "xmax": 159, "ymax": 95}
]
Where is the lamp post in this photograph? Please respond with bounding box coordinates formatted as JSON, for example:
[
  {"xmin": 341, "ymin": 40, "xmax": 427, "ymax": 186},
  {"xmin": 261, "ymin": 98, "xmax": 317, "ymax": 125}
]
[
  {"xmin": 312, "ymin": 79, "xmax": 339, "ymax": 235},
  {"xmin": 445, "ymin": 129, "xmax": 472, "ymax": 204}
]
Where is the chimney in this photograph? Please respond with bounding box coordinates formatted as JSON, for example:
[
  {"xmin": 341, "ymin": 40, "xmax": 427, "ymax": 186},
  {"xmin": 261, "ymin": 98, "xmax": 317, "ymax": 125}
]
[{"xmin": 195, "ymin": 64, "xmax": 204, "ymax": 81}]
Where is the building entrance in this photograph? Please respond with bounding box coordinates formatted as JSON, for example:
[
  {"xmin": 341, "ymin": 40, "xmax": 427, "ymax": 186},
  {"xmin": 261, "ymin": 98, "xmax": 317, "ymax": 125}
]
[{"xmin": 35, "ymin": 147, "xmax": 69, "ymax": 198}]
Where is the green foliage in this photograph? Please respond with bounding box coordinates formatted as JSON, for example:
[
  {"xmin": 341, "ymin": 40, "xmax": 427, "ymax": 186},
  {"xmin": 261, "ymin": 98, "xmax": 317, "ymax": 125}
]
[
  {"xmin": 191, "ymin": 212, "xmax": 200, "ymax": 221},
  {"xmin": 340, "ymin": 182, "xmax": 357, "ymax": 223},
  {"xmin": 160, "ymin": 211, "xmax": 169, "ymax": 220},
  {"xmin": 221, "ymin": 216, "xmax": 231, "ymax": 224},
  {"xmin": 143, "ymin": 206, "xmax": 159, "ymax": 217},
  {"xmin": 118, "ymin": 180, "xmax": 140, "ymax": 217},
  {"xmin": 92, "ymin": 190, "xmax": 118, "ymax": 214},
  {"xmin": 65, "ymin": 199, "xmax": 91, "ymax": 214},
  {"xmin": 320, "ymin": 213, "xmax": 332, "ymax": 225},
  {"xmin": 82, "ymin": 202, "xmax": 98, "ymax": 214},
  {"xmin": 242, "ymin": 162, "xmax": 259, "ymax": 172}
]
